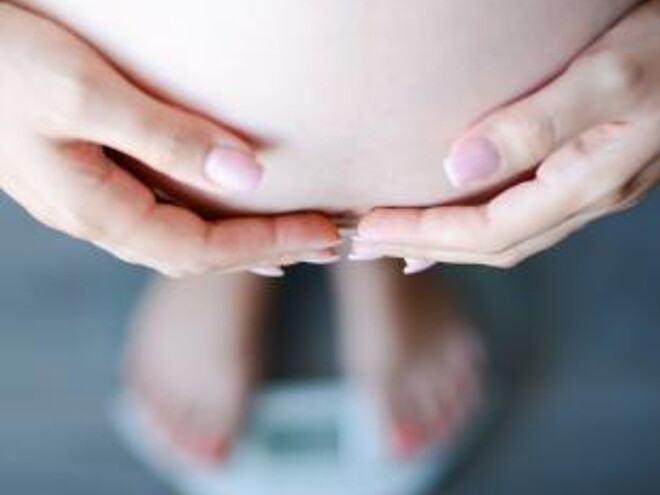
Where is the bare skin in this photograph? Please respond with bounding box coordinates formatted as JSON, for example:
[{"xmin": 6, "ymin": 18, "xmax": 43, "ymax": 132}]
[
  {"xmin": 354, "ymin": 0, "xmax": 660, "ymax": 269},
  {"xmin": 0, "ymin": 3, "xmax": 340, "ymax": 277},
  {"xmin": 332, "ymin": 260, "xmax": 484, "ymax": 455},
  {"xmin": 126, "ymin": 261, "xmax": 484, "ymax": 463},
  {"xmin": 124, "ymin": 273, "xmax": 272, "ymax": 462},
  {"xmin": 5, "ymin": 0, "xmax": 644, "ymax": 467},
  {"xmin": 14, "ymin": 0, "xmax": 638, "ymax": 220}
]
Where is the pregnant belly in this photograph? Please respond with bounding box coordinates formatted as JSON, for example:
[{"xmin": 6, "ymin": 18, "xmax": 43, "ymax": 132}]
[{"xmin": 18, "ymin": 0, "xmax": 638, "ymax": 221}]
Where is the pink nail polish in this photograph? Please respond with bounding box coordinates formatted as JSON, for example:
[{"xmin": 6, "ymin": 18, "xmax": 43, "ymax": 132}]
[
  {"xmin": 403, "ymin": 258, "xmax": 436, "ymax": 275},
  {"xmin": 444, "ymin": 137, "xmax": 500, "ymax": 188},
  {"xmin": 204, "ymin": 146, "xmax": 263, "ymax": 193}
]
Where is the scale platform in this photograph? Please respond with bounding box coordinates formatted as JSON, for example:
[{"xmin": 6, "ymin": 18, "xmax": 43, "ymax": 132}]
[{"xmin": 112, "ymin": 381, "xmax": 456, "ymax": 495}]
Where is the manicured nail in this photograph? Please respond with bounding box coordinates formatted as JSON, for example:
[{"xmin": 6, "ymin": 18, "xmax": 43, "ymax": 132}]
[
  {"xmin": 303, "ymin": 253, "xmax": 342, "ymax": 265},
  {"xmin": 444, "ymin": 137, "xmax": 500, "ymax": 188},
  {"xmin": 204, "ymin": 146, "xmax": 263, "ymax": 193},
  {"xmin": 348, "ymin": 251, "xmax": 384, "ymax": 262},
  {"xmin": 403, "ymin": 258, "xmax": 436, "ymax": 275},
  {"xmin": 348, "ymin": 245, "xmax": 385, "ymax": 261},
  {"xmin": 249, "ymin": 266, "xmax": 285, "ymax": 278},
  {"xmin": 348, "ymin": 236, "xmax": 384, "ymax": 261}
]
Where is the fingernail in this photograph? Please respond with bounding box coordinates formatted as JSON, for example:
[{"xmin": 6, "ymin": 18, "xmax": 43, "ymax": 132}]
[
  {"xmin": 403, "ymin": 258, "xmax": 436, "ymax": 275},
  {"xmin": 444, "ymin": 137, "xmax": 500, "ymax": 188},
  {"xmin": 348, "ymin": 249, "xmax": 385, "ymax": 261},
  {"xmin": 349, "ymin": 238, "xmax": 385, "ymax": 261},
  {"xmin": 204, "ymin": 146, "xmax": 263, "ymax": 193},
  {"xmin": 249, "ymin": 266, "xmax": 285, "ymax": 278},
  {"xmin": 303, "ymin": 253, "xmax": 342, "ymax": 265},
  {"xmin": 348, "ymin": 251, "xmax": 384, "ymax": 262}
]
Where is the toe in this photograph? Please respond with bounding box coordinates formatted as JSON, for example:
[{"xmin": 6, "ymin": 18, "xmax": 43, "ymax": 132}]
[
  {"xmin": 433, "ymin": 362, "xmax": 484, "ymax": 445},
  {"xmin": 171, "ymin": 405, "xmax": 231, "ymax": 464},
  {"xmin": 175, "ymin": 431, "xmax": 230, "ymax": 464},
  {"xmin": 135, "ymin": 384, "xmax": 231, "ymax": 465},
  {"xmin": 387, "ymin": 378, "xmax": 432, "ymax": 458},
  {"xmin": 391, "ymin": 422, "xmax": 427, "ymax": 458}
]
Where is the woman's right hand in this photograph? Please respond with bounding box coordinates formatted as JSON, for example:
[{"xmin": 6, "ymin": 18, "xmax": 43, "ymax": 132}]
[{"xmin": 0, "ymin": 3, "xmax": 339, "ymax": 276}]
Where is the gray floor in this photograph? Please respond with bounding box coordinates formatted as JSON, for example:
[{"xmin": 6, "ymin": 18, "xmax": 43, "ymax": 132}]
[{"xmin": 0, "ymin": 189, "xmax": 659, "ymax": 495}]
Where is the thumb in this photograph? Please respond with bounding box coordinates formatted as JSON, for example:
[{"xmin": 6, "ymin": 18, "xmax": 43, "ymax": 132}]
[
  {"xmin": 73, "ymin": 71, "xmax": 263, "ymax": 195},
  {"xmin": 443, "ymin": 48, "xmax": 617, "ymax": 191}
]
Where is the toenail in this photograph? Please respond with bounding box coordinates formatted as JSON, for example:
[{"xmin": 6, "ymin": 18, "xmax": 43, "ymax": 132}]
[{"xmin": 391, "ymin": 423, "xmax": 425, "ymax": 457}]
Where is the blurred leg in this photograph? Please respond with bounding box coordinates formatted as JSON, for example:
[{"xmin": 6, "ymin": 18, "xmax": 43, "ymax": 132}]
[
  {"xmin": 123, "ymin": 272, "xmax": 274, "ymax": 463},
  {"xmin": 332, "ymin": 259, "xmax": 485, "ymax": 456}
]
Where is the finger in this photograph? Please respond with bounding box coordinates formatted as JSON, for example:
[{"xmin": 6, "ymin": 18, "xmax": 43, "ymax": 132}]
[
  {"xmin": 352, "ymin": 189, "xmax": 647, "ymax": 268},
  {"xmin": 246, "ymin": 247, "xmax": 342, "ymax": 277},
  {"xmin": 352, "ymin": 208, "xmax": 588, "ymax": 268},
  {"xmin": 402, "ymin": 258, "xmax": 436, "ymax": 275},
  {"xmin": 96, "ymin": 211, "xmax": 342, "ymax": 277},
  {"xmin": 63, "ymin": 61, "xmax": 263, "ymax": 195},
  {"xmin": 443, "ymin": 45, "xmax": 640, "ymax": 190},
  {"xmin": 357, "ymin": 119, "xmax": 658, "ymax": 265},
  {"xmin": 249, "ymin": 266, "xmax": 286, "ymax": 278},
  {"xmin": 195, "ymin": 215, "xmax": 341, "ymax": 274},
  {"xmin": 442, "ymin": 194, "xmax": 641, "ymax": 268},
  {"xmin": 35, "ymin": 143, "xmax": 338, "ymax": 274},
  {"xmin": 481, "ymin": 200, "xmax": 632, "ymax": 267}
]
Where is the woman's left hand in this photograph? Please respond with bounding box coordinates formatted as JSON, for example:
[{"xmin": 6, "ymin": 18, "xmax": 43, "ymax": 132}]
[{"xmin": 352, "ymin": 0, "xmax": 660, "ymax": 272}]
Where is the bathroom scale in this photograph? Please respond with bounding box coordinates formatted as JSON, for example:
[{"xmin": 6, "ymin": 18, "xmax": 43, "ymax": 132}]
[{"xmin": 111, "ymin": 380, "xmax": 477, "ymax": 495}]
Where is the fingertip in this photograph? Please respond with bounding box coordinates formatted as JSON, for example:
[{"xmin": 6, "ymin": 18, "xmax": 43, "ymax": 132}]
[
  {"xmin": 347, "ymin": 251, "xmax": 385, "ymax": 262},
  {"xmin": 275, "ymin": 212, "xmax": 342, "ymax": 250},
  {"xmin": 249, "ymin": 266, "xmax": 285, "ymax": 278},
  {"xmin": 206, "ymin": 213, "xmax": 340, "ymax": 269},
  {"xmin": 403, "ymin": 258, "xmax": 436, "ymax": 275},
  {"xmin": 348, "ymin": 238, "xmax": 387, "ymax": 262},
  {"xmin": 302, "ymin": 249, "xmax": 342, "ymax": 265}
]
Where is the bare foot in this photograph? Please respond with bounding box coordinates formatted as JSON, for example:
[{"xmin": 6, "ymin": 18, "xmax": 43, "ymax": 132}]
[
  {"xmin": 123, "ymin": 273, "xmax": 272, "ymax": 464},
  {"xmin": 332, "ymin": 260, "xmax": 485, "ymax": 457}
]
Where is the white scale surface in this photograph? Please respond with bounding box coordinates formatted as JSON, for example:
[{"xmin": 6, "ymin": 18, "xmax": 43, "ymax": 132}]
[{"xmin": 113, "ymin": 381, "xmax": 449, "ymax": 495}]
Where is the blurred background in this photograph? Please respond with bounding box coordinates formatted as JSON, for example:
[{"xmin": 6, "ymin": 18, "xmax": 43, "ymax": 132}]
[{"xmin": 0, "ymin": 189, "xmax": 659, "ymax": 495}]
